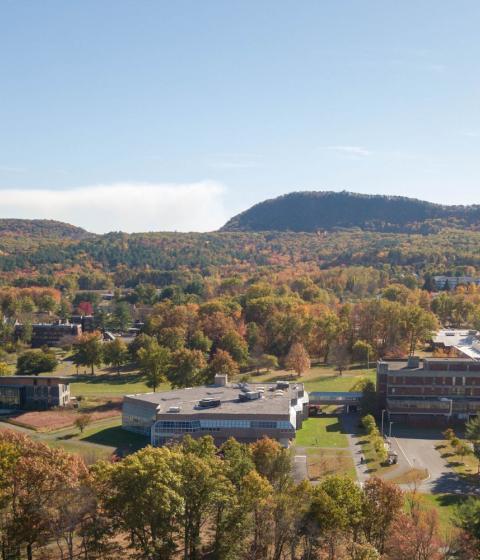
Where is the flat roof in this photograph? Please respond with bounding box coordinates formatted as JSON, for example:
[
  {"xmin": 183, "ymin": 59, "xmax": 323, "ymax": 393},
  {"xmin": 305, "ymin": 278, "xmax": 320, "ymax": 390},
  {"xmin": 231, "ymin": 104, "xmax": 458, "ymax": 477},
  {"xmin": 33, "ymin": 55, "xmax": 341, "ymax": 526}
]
[
  {"xmin": 0, "ymin": 376, "xmax": 72, "ymax": 382},
  {"xmin": 125, "ymin": 382, "xmax": 304, "ymax": 416},
  {"xmin": 433, "ymin": 329, "xmax": 478, "ymax": 348},
  {"xmin": 379, "ymin": 358, "xmax": 478, "ymax": 372}
]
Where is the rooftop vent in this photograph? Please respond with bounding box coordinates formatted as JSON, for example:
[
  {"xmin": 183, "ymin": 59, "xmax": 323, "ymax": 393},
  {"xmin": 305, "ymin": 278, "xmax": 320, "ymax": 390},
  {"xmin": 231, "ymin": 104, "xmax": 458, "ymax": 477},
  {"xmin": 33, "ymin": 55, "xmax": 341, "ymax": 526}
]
[
  {"xmin": 276, "ymin": 381, "xmax": 290, "ymax": 390},
  {"xmin": 407, "ymin": 356, "xmax": 420, "ymax": 369},
  {"xmin": 239, "ymin": 391, "xmax": 262, "ymax": 402},
  {"xmin": 198, "ymin": 398, "xmax": 221, "ymax": 408},
  {"xmin": 214, "ymin": 374, "xmax": 228, "ymax": 386}
]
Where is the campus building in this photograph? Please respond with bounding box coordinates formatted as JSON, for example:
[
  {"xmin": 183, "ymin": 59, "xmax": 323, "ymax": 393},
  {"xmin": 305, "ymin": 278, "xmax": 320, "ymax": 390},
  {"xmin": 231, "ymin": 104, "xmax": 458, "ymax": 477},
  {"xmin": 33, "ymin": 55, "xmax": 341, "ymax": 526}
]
[
  {"xmin": 122, "ymin": 375, "xmax": 309, "ymax": 447},
  {"xmin": 14, "ymin": 322, "xmax": 82, "ymax": 347},
  {"xmin": 433, "ymin": 275, "xmax": 480, "ymax": 291},
  {"xmin": 377, "ymin": 357, "xmax": 480, "ymax": 424},
  {"xmin": 0, "ymin": 376, "xmax": 71, "ymax": 410}
]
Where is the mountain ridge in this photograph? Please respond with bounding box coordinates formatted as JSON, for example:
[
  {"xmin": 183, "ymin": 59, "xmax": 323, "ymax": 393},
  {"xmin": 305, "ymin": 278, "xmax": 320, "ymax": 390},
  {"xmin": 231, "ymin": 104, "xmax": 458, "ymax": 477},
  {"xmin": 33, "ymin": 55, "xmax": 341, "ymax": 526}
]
[
  {"xmin": 220, "ymin": 191, "xmax": 480, "ymax": 233},
  {"xmin": 0, "ymin": 219, "xmax": 92, "ymax": 239}
]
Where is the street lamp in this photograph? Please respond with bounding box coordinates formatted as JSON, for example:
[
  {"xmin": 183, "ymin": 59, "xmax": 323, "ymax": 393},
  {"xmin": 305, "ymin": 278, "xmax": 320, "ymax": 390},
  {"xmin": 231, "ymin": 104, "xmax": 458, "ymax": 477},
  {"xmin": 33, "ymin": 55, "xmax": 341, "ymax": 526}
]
[
  {"xmin": 381, "ymin": 409, "xmax": 386, "ymax": 437},
  {"xmin": 389, "ymin": 421, "xmax": 394, "ymax": 438},
  {"xmin": 440, "ymin": 398, "xmax": 453, "ymax": 421}
]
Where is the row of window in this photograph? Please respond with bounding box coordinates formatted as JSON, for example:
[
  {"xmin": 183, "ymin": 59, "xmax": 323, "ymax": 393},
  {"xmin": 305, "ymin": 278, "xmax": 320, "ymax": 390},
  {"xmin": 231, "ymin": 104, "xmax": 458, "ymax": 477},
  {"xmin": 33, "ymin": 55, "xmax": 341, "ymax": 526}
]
[{"xmin": 152, "ymin": 418, "xmax": 293, "ymax": 433}]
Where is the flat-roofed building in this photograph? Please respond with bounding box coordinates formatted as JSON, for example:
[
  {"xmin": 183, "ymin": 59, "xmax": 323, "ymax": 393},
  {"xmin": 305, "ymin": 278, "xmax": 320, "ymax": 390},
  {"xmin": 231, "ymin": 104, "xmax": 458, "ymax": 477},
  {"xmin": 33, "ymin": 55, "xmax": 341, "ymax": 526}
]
[
  {"xmin": 14, "ymin": 322, "xmax": 82, "ymax": 347},
  {"xmin": 377, "ymin": 357, "xmax": 480, "ymax": 424},
  {"xmin": 433, "ymin": 276, "xmax": 480, "ymax": 291},
  {"xmin": 122, "ymin": 375, "xmax": 308, "ymax": 447},
  {"xmin": 0, "ymin": 376, "xmax": 71, "ymax": 410}
]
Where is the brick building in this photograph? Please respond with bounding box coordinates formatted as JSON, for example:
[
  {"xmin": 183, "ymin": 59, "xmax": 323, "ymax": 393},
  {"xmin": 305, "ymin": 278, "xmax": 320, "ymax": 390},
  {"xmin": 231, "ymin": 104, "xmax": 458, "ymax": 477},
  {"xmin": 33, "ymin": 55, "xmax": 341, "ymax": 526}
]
[
  {"xmin": 0, "ymin": 376, "xmax": 71, "ymax": 410},
  {"xmin": 377, "ymin": 357, "xmax": 480, "ymax": 424},
  {"xmin": 14, "ymin": 322, "xmax": 82, "ymax": 347}
]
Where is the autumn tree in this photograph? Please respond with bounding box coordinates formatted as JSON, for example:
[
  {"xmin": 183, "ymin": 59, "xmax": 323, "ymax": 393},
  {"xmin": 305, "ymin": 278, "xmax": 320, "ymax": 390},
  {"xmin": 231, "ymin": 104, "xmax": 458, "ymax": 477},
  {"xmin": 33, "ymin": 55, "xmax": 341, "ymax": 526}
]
[
  {"xmin": 362, "ymin": 477, "xmax": 403, "ymax": 554},
  {"xmin": 285, "ymin": 342, "xmax": 310, "ymax": 377},
  {"xmin": 103, "ymin": 337, "xmax": 129, "ymax": 375},
  {"xmin": 218, "ymin": 330, "xmax": 249, "ymax": 366},
  {"xmin": 208, "ymin": 349, "xmax": 239, "ymax": 380},
  {"xmin": 74, "ymin": 414, "xmax": 92, "ymax": 434},
  {"xmin": 93, "ymin": 446, "xmax": 183, "ymax": 559},
  {"xmin": 0, "ymin": 430, "xmax": 88, "ymax": 560},
  {"xmin": 167, "ymin": 348, "xmax": 207, "ymax": 388},
  {"xmin": 138, "ymin": 338, "xmax": 170, "ymax": 392},
  {"xmin": 73, "ymin": 332, "xmax": 103, "ymax": 375}
]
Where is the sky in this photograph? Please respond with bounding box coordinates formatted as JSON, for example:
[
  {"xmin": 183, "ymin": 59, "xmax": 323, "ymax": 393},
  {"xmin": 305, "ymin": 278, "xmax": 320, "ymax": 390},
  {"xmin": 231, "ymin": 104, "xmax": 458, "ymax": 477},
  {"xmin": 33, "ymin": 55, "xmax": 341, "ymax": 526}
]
[{"xmin": 1, "ymin": 1, "xmax": 480, "ymax": 233}]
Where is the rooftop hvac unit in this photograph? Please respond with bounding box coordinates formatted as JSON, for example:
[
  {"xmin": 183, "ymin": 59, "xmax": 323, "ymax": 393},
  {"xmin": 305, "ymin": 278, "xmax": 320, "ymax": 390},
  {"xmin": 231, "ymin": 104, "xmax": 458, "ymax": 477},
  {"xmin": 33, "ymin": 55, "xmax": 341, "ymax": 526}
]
[
  {"xmin": 238, "ymin": 391, "xmax": 262, "ymax": 402},
  {"xmin": 198, "ymin": 398, "xmax": 221, "ymax": 408},
  {"xmin": 276, "ymin": 381, "xmax": 290, "ymax": 390},
  {"xmin": 167, "ymin": 406, "xmax": 181, "ymax": 413},
  {"xmin": 274, "ymin": 390, "xmax": 284, "ymax": 396},
  {"xmin": 238, "ymin": 383, "xmax": 250, "ymax": 393}
]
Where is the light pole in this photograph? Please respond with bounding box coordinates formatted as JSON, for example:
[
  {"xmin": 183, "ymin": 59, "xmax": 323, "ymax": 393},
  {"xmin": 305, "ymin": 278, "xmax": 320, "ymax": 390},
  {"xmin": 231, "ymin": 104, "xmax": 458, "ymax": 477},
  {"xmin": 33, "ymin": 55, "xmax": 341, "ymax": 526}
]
[
  {"xmin": 389, "ymin": 421, "xmax": 394, "ymax": 438},
  {"xmin": 381, "ymin": 409, "xmax": 386, "ymax": 438}
]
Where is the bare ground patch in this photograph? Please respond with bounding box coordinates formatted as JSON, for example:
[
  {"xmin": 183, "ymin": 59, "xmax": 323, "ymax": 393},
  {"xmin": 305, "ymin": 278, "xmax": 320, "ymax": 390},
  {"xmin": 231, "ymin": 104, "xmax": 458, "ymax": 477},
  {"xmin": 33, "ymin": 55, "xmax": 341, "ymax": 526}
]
[{"xmin": 6, "ymin": 400, "xmax": 122, "ymax": 431}]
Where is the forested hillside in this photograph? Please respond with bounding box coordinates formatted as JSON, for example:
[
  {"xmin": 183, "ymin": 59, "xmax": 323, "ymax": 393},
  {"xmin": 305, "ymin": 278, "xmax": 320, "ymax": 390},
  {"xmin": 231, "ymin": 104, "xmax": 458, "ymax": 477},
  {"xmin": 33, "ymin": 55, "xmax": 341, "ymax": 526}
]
[
  {"xmin": 1, "ymin": 227, "xmax": 480, "ymax": 287},
  {"xmin": 0, "ymin": 219, "xmax": 91, "ymax": 240},
  {"xmin": 221, "ymin": 191, "xmax": 480, "ymax": 233}
]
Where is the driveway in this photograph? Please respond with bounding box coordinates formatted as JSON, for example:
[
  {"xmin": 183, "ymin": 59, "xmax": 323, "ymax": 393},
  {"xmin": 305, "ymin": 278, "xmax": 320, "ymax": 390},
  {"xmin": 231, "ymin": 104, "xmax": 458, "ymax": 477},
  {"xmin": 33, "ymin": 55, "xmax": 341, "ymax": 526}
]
[{"xmin": 390, "ymin": 426, "xmax": 479, "ymax": 494}]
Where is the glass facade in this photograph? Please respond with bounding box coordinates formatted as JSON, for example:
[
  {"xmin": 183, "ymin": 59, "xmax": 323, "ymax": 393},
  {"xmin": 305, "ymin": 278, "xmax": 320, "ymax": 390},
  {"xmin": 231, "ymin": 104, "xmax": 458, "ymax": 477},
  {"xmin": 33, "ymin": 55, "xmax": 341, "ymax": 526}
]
[
  {"xmin": 151, "ymin": 417, "xmax": 294, "ymax": 445},
  {"xmin": 0, "ymin": 386, "xmax": 22, "ymax": 408}
]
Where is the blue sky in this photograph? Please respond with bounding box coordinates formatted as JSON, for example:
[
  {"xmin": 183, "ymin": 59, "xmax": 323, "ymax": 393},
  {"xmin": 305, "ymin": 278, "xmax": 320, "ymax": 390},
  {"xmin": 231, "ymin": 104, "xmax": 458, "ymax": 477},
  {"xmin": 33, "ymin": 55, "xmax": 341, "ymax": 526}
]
[{"xmin": 1, "ymin": 1, "xmax": 480, "ymax": 232}]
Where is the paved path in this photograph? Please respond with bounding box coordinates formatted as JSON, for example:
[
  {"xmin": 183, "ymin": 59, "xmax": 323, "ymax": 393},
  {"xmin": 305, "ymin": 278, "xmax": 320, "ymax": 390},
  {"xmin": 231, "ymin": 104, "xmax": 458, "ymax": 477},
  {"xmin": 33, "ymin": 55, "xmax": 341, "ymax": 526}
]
[
  {"xmin": 292, "ymin": 449, "xmax": 308, "ymax": 482},
  {"xmin": 341, "ymin": 413, "xmax": 371, "ymax": 485}
]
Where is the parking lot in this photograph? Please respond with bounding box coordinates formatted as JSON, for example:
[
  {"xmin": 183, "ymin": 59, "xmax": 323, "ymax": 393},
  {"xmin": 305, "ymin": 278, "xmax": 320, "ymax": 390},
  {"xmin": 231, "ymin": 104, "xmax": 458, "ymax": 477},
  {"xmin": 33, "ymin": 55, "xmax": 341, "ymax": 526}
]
[{"xmin": 390, "ymin": 426, "xmax": 476, "ymax": 494}]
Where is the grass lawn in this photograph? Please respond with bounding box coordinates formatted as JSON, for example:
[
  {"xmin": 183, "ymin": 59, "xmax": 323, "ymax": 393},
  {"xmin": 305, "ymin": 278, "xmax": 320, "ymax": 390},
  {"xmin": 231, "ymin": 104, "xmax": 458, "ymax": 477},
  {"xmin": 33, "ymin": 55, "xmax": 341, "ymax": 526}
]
[
  {"xmin": 295, "ymin": 417, "xmax": 355, "ymax": 481},
  {"xmin": 307, "ymin": 449, "xmax": 356, "ymax": 480},
  {"xmin": 69, "ymin": 374, "xmax": 169, "ymax": 398},
  {"xmin": 436, "ymin": 440, "xmax": 479, "ymax": 480},
  {"xmin": 47, "ymin": 438, "xmax": 113, "ymax": 463},
  {"xmin": 250, "ymin": 364, "xmax": 376, "ymax": 393},
  {"xmin": 295, "ymin": 417, "xmax": 349, "ymax": 448},
  {"xmin": 408, "ymin": 493, "xmax": 469, "ymax": 531},
  {"xmin": 80, "ymin": 417, "xmax": 149, "ymax": 452}
]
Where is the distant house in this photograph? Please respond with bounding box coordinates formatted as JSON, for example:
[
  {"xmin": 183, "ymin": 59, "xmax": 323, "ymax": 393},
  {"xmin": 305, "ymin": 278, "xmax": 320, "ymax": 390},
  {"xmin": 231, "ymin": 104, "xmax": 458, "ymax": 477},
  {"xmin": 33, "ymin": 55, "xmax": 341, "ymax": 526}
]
[
  {"xmin": 14, "ymin": 322, "xmax": 82, "ymax": 347},
  {"xmin": 433, "ymin": 276, "xmax": 480, "ymax": 290},
  {"xmin": 0, "ymin": 376, "xmax": 71, "ymax": 410}
]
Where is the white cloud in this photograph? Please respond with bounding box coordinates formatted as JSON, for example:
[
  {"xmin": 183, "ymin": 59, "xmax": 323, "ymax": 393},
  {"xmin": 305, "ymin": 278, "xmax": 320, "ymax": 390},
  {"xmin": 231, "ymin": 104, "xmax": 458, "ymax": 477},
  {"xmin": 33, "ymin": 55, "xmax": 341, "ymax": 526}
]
[
  {"xmin": 322, "ymin": 145, "xmax": 372, "ymax": 157},
  {"xmin": 0, "ymin": 181, "xmax": 228, "ymax": 233}
]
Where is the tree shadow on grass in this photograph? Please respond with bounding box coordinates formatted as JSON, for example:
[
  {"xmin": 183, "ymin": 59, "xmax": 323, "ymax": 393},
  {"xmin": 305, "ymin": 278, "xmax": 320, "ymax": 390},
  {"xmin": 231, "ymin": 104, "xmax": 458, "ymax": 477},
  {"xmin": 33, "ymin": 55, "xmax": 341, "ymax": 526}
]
[
  {"xmin": 70, "ymin": 373, "xmax": 146, "ymax": 386},
  {"xmin": 326, "ymin": 421, "xmax": 341, "ymax": 433},
  {"xmin": 83, "ymin": 426, "xmax": 148, "ymax": 456}
]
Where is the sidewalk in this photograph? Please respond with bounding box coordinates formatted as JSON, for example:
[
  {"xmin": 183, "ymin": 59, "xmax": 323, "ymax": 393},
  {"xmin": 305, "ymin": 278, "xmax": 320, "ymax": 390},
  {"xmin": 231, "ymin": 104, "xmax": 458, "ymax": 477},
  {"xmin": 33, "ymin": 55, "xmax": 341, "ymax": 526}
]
[{"xmin": 340, "ymin": 413, "xmax": 372, "ymax": 485}]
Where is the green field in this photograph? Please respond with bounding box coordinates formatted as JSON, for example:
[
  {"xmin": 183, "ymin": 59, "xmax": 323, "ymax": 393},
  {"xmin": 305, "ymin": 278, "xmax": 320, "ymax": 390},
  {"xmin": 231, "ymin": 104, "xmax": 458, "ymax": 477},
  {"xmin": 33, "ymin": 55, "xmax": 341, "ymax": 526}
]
[
  {"xmin": 409, "ymin": 493, "xmax": 469, "ymax": 530},
  {"xmin": 295, "ymin": 417, "xmax": 348, "ymax": 448},
  {"xmin": 79, "ymin": 417, "xmax": 149, "ymax": 451},
  {"xmin": 252, "ymin": 364, "xmax": 375, "ymax": 393},
  {"xmin": 69, "ymin": 375, "xmax": 169, "ymax": 397}
]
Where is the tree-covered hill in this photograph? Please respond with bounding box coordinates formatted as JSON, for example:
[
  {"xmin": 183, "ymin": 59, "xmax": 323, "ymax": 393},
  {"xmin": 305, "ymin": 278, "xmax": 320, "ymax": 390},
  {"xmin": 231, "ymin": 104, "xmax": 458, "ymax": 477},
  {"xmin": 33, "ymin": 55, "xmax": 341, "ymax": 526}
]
[
  {"xmin": 221, "ymin": 191, "xmax": 480, "ymax": 233},
  {"xmin": 0, "ymin": 219, "xmax": 91, "ymax": 240}
]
